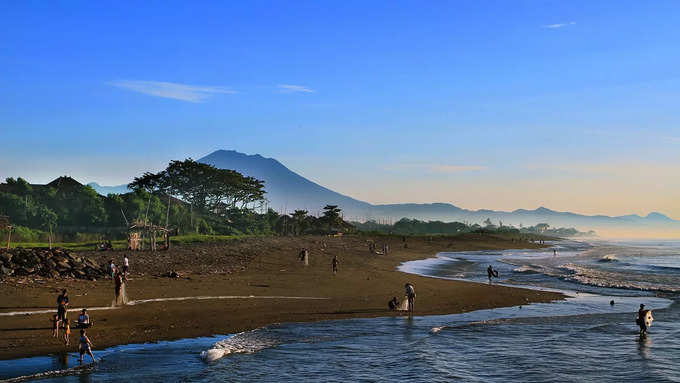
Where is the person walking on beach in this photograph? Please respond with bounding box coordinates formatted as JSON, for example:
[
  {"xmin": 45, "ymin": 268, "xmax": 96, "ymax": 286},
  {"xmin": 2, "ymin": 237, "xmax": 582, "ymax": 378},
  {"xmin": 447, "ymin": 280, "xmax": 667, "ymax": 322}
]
[
  {"xmin": 299, "ymin": 248, "xmax": 309, "ymax": 266},
  {"xmin": 332, "ymin": 255, "xmax": 339, "ymax": 275},
  {"xmin": 57, "ymin": 289, "xmax": 69, "ymax": 323},
  {"xmin": 108, "ymin": 259, "xmax": 116, "ymax": 278},
  {"xmin": 78, "ymin": 329, "xmax": 96, "ymax": 363},
  {"xmin": 553, "ymin": 249, "xmax": 557, "ymax": 257},
  {"xmin": 487, "ymin": 265, "xmax": 499, "ymax": 283},
  {"xmin": 405, "ymin": 283, "xmax": 416, "ymax": 313},
  {"xmin": 122, "ymin": 255, "xmax": 129, "ymax": 279}
]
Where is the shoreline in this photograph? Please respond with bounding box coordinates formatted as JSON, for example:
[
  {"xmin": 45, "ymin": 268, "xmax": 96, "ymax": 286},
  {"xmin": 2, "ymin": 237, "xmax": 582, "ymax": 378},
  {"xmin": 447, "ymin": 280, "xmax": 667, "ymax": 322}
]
[{"xmin": 0, "ymin": 234, "xmax": 564, "ymax": 360}]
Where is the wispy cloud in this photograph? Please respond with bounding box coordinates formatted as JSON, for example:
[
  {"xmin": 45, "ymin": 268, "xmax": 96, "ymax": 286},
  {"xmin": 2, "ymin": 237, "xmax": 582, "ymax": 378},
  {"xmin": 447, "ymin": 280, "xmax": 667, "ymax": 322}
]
[
  {"xmin": 109, "ymin": 80, "xmax": 237, "ymax": 102},
  {"xmin": 541, "ymin": 21, "xmax": 576, "ymax": 29},
  {"xmin": 385, "ymin": 163, "xmax": 486, "ymax": 173},
  {"xmin": 429, "ymin": 165, "xmax": 486, "ymax": 173},
  {"xmin": 277, "ymin": 84, "xmax": 315, "ymax": 93}
]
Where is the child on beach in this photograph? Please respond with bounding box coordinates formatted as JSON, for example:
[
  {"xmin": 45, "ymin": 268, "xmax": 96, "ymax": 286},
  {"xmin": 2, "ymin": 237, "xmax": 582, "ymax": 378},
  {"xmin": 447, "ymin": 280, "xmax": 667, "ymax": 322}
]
[
  {"xmin": 64, "ymin": 320, "xmax": 71, "ymax": 345},
  {"xmin": 51, "ymin": 314, "xmax": 60, "ymax": 337},
  {"xmin": 77, "ymin": 308, "xmax": 92, "ymax": 328},
  {"xmin": 78, "ymin": 329, "xmax": 96, "ymax": 363}
]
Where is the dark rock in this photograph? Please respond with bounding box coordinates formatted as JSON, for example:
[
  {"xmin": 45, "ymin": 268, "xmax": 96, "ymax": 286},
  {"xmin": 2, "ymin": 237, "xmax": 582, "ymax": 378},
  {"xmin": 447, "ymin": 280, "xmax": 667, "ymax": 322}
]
[{"xmin": 0, "ymin": 265, "xmax": 13, "ymax": 276}]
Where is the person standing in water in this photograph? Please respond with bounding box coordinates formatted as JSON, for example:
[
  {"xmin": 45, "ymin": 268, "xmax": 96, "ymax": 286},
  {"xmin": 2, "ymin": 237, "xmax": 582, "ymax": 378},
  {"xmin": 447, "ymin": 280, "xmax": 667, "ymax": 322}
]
[
  {"xmin": 63, "ymin": 320, "xmax": 71, "ymax": 346},
  {"xmin": 332, "ymin": 255, "xmax": 339, "ymax": 275},
  {"xmin": 637, "ymin": 304, "xmax": 649, "ymax": 335},
  {"xmin": 78, "ymin": 329, "xmax": 96, "ymax": 363},
  {"xmin": 487, "ymin": 265, "xmax": 499, "ymax": 283},
  {"xmin": 405, "ymin": 283, "xmax": 416, "ymax": 313}
]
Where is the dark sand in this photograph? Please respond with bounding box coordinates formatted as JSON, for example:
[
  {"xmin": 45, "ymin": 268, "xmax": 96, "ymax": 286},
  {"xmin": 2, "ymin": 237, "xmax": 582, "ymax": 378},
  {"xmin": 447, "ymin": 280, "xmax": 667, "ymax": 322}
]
[{"xmin": 0, "ymin": 234, "xmax": 563, "ymax": 360}]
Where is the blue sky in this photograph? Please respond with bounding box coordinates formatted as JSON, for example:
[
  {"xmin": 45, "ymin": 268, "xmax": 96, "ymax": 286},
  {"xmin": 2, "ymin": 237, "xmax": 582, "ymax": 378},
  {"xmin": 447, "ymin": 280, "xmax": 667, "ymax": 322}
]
[{"xmin": 1, "ymin": 1, "xmax": 679, "ymax": 218}]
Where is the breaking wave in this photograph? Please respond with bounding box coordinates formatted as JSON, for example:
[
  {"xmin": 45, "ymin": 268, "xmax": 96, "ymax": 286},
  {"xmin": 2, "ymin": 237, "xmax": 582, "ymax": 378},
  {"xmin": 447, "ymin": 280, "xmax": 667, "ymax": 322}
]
[
  {"xmin": 598, "ymin": 255, "xmax": 618, "ymax": 263},
  {"xmin": 200, "ymin": 329, "xmax": 278, "ymax": 362},
  {"xmin": 560, "ymin": 264, "xmax": 680, "ymax": 293}
]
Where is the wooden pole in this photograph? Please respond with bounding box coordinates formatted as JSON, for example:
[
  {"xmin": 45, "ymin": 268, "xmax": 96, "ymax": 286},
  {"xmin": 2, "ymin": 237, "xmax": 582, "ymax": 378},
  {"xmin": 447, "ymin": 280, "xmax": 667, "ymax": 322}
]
[
  {"xmin": 7, "ymin": 226, "xmax": 12, "ymax": 250},
  {"xmin": 165, "ymin": 194, "xmax": 170, "ymax": 229}
]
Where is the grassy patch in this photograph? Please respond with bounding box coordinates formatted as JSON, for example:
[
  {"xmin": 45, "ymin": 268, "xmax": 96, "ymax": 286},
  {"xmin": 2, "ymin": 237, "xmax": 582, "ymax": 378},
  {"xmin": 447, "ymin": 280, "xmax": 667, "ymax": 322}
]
[{"xmin": 5, "ymin": 234, "xmax": 260, "ymax": 251}]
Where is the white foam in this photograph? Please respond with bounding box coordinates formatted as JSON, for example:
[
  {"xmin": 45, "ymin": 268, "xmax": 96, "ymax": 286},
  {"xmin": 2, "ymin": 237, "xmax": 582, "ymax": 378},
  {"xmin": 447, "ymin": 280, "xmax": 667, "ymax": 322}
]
[{"xmin": 201, "ymin": 330, "xmax": 278, "ymax": 362}]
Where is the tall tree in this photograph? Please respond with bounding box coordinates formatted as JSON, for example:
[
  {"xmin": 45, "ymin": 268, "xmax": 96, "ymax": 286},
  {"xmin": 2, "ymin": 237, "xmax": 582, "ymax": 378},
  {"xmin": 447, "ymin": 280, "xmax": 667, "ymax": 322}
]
[
  {"xmin": 321, "ymin": 205, "xmax": 342, "ymax": 232},
  {"xmin": 291, "ymin": 209, "xmax": 308, "ymax": 235}
]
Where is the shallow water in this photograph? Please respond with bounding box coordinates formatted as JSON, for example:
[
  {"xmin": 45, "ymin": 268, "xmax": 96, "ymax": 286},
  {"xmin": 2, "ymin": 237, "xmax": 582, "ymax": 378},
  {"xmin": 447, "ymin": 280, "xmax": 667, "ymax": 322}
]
[{"xmin": 3, "ymin": 239, "xmax": 680, "ymax": 382}]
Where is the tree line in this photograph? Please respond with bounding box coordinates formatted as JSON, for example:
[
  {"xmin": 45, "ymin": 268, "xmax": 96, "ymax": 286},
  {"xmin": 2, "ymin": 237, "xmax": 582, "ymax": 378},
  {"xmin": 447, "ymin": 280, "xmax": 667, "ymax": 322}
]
[{"xmin": 0, "ymin": 159, "xmax": 355, "ymax": 242}]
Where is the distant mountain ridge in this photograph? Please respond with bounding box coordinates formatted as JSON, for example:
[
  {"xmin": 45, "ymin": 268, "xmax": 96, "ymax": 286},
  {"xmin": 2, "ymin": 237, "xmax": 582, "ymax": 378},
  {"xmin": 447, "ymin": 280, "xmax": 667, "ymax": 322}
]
[{"xmin": 88, "ymin": 149, "xmax": 680, "ymax": 235}]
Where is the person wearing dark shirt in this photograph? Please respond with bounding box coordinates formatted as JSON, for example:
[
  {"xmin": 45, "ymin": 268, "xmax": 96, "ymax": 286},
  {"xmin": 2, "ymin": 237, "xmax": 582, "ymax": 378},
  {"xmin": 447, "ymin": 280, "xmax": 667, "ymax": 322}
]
[
  {"xmin": 487, "ymin": 265, "xmax": 499, "ymax": 283},
  {"xmin": 56, "ymin": 289, "xmax": 69, "ymax": 322},
  {"xmin": 637, "ymin": 304, "xmax": 648, "ymax": 335}
]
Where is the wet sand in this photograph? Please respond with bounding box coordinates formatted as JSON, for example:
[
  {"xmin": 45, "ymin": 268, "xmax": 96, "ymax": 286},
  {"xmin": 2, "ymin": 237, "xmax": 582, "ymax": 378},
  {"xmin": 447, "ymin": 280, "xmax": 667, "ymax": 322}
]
[{"xmin": 0, "ymin": 234, "xmax": 563, "ymax": 360}]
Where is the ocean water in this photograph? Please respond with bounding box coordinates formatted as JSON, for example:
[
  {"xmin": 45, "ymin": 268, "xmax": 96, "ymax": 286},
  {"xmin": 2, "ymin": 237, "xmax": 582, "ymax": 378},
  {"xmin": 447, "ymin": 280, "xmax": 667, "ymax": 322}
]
[{"xmin": 2, "ymin": 239, "xmax": 680, "ymax": 382}]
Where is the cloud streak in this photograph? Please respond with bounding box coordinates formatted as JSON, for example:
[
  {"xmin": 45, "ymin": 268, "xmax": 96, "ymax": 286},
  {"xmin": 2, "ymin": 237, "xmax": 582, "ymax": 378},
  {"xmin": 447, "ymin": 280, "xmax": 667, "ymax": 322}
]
[
  {"xmin": 429, "ymin": 165, "xmax": 486, "ymax": 173},
  {"xmin": 541, "ymin": 21, "xmax": 576, "ymax": 29},
  {"xmin": 277, "ymin": 84, "xmax": 315, "ymax": 93},
  {"xmin": 385, "ymin": 163, "xmax": 486, "ymax": 173},
  {"xmin": 109, "ymin": 80, "xmax": 237, "ymax": 102}
]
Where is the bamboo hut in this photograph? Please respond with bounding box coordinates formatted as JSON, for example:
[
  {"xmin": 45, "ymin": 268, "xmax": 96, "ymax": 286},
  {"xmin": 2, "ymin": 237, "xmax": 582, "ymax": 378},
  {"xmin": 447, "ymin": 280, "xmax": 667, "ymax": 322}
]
[{"xmin": 127, "ymin": 221, "xmax": 171, "ymax": 251}]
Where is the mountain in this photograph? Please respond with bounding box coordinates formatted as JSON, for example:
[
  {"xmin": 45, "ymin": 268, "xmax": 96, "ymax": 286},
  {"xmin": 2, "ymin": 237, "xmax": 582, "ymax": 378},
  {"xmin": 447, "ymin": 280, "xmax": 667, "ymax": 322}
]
[
  {"xmin": 198, "ymin": 150, "xmax": 372, "ymax": 216},
  {"xmin": 88, "ymin": 150, "xmax": 680, "ymax": 236},
  {"xmin": 87, "ymin": 182, "xmax": 131, "ymax": 196}
]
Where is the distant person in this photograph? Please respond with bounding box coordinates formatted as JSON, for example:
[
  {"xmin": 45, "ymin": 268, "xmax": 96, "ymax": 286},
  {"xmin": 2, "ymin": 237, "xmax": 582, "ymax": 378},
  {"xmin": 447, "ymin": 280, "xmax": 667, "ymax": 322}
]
[
  {"xmin": 77, "ymin": 309, "xmax": 92, "ymax": 328},
  {"xmin": 388, "ymin": 297, "xmax": 400, "ymax": 311},
  {"xmin": 108, "ymin": 260, "xmax": 116, "ymax": 278},
  {"xmin": 487, "ymin": 265, "xmax": 499, "ymax": 283},
  {"xmin": 299, "ymin": 249, "xmax": 309, "ymax": 266},
  {"xmin": 51, "ymin": 314, "xmax": 60, "ymax": 337},
  {"xmin": 122, "ymin": 255, "xmax": 129, "ymax": 278},
  {"xmin": 114, "ymin": 271, "xmax": 124, "ymax": 305},
  {"xmin": 57, "ymin": 289, "xmax": 69, "ymax": 323},
  {"xmin": 405, "ymin": 283, "xmax": 416, "ymax": 313},
  {"xmin": 63, "ymin": 320, "xmax": 71, "ymax": 346},
  {"xmin": 553, "ymin": 249, "xmax": 557, "ymax": 256},
  {"xmin": 332, "ymin": 255, "xmax": 339, "ymax": 275},
  {"xmin": 78, "ymin": 329, "xmax": 96, "ymax": 363},
  {"xmin": 637, "ymin": 304, "xmax": 652, "ymax": 335}
]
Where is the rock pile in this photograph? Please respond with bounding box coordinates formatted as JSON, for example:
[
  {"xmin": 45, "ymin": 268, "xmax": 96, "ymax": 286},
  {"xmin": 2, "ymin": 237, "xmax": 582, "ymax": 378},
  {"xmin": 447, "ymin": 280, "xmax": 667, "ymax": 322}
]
[{"xmin": 0, "ymin": 248, "xmax": 106, "ymax": 280}]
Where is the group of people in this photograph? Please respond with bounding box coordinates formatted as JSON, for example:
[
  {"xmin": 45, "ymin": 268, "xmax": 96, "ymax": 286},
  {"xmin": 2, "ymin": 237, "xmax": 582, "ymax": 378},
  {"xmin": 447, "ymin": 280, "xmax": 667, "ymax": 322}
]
[
  {"xmin": 367, "ymin": 242, "xmax": 390, "ymax": 255},
  {"xmin": 297, "ymin": 248, "xmax": 340, "ymax": 276},
  {"xmin": 388, "ymin": 283, "xmax": 416, "ymax": 314},
  {"xmin": 51, "ymin": 289, "xmax": 96, "ymax": 363},
  {"xmin": 48, "ymin": 255, "xmax": 133, "ymax": 363},
  {"xmin": 107, "ymin": 255, "xmax": 130, "ymax": 279}
]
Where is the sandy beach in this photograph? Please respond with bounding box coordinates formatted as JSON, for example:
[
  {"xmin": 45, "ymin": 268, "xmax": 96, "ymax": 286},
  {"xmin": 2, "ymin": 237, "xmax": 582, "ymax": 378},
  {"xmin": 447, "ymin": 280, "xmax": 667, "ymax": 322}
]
[{"xmin": 0, "ymin": 234, "xmax": 563, "ymax": 360}]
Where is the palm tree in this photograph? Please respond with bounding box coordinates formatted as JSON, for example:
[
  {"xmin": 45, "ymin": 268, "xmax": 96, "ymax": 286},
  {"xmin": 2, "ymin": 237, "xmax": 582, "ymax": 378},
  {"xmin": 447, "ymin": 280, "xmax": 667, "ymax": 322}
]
[{"xmin": 322, "ymin": 205, "xmax": 342, "ymax": 232}]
